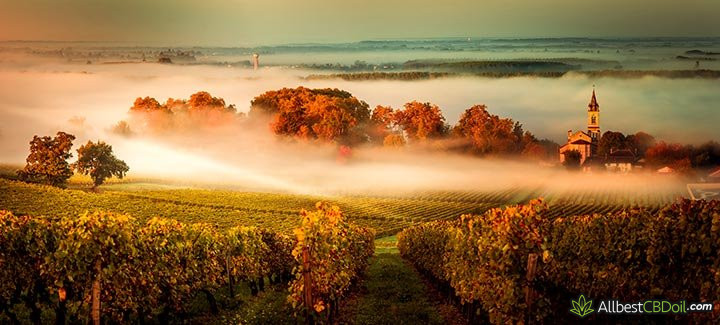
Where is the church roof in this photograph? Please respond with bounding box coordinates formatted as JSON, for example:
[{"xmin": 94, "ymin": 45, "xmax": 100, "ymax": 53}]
[
  {"xmin": 588, "ymin": 89, "xmax": 599, "ymax": 112},
  {"xmin": 570, "ymin": 139, "xmax": 592, "ymax": 145}
]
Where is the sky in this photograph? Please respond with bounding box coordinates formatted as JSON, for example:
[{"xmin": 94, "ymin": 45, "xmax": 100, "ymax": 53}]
[{"xmin": 1, "ymin": 0, "xmax": 718, "ymax": 46}]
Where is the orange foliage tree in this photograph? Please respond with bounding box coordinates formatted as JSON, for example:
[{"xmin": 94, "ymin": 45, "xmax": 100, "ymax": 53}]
[
  {"xmin": 368, "ymin": 105, "xmax": 396, "ymax": 142},
  {"xmin": 453, "ymin": 104, "xmax": 526, "ymax": 155},
  {"xmin": 126, "ymin": 92, "xmax": 239, "ymax": 133},
  {"xmin": 250, "ymin": 87, "xmax": 370, "ymax": 144},
  {"xmin": 393, "ymin": 101, "xmax": 447, "ymax": 141}
]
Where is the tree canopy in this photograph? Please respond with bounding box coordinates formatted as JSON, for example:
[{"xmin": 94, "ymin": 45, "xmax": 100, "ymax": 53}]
[
  {"xmin": 563, "ymin": 150, "xmax": 582, "ymax": 170},
  {"xmin": 127, "ymin": 91, "xmax": 239, "ymax": 133},
  {"xmin": 394, "ymin": 101, "xmax": 447, "ymax": 141},
  {"xmin": 453, "ymin": 105, "xmax": 536, "ymax": 156},
  {"xmin": 17, "ymin": 132, "xmax": 76, "ymax": 187},
  {"xmin": 250, "ymin": 87, "xmax": 371, "ymax": 143},
  {"xmin": 73, "ymin": 141, "xmax": 129, "ymax": 189}
]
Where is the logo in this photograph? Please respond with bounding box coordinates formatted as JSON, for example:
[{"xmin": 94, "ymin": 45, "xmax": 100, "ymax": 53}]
[{"xmin": 570, "ymin": 295, "xmax": 595, "ymax": 317}]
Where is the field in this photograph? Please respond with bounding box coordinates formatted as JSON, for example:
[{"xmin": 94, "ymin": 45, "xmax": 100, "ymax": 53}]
[
  {"xmin": 0, "ymin": 176, "xmax": 693, "ymax": 323},
  {"xmin": 0, "ymin": 178, "xmax": 687, "ymax": 237}
]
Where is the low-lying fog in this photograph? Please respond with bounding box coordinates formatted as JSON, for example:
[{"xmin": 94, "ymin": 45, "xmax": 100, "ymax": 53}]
[{"xmin": 0, "ymin": 56, "xmax": 713, "ymax": 194}]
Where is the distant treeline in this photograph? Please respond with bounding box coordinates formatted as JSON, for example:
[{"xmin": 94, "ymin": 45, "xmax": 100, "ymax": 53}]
[
  {"xmin": 305, "ymin": 72, "xmax": 453, "ymax": 81},
  {"xmin": 306, "ymin": 69, "xmax": 720, "ymax": 81},
  {"xmin": 402, "ymin": 60, "xmax": 579, "ymax": 72}
]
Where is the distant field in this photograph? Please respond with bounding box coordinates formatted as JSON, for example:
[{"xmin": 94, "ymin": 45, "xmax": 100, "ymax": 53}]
[{"xmin": 0, "ymin": 178, "xmax": 688, "ymax": 237}]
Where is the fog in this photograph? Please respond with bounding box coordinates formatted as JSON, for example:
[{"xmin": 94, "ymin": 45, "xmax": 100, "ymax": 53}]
[{"xmin": 0, "ymin": 55, "xmax": 711, "ymax": 195}]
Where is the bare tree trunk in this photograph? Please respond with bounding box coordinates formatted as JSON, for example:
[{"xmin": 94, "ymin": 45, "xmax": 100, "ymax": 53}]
[{"xmin": 91, "ymin": 259, "xmax": 101, "ymax": 325}]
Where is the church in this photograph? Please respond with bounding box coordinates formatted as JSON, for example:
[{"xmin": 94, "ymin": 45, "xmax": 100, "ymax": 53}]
[{"xmin": 559, "ymin": 89, "xmax": 601, "ymax": 165}]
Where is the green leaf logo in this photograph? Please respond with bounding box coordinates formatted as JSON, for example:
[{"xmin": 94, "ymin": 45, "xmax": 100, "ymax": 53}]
[{"xmin": 570, "ymin": 295, "xmax": 594, "ymax": 317}]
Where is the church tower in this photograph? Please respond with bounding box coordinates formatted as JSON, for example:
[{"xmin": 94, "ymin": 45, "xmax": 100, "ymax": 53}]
[{"xmin": 587, "ymin": 88, "xmax": 600, "ymax": 141}]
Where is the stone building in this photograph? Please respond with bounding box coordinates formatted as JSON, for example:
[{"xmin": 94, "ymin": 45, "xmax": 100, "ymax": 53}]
[{"xmin": 559, "ymin": 89, "xmax": 601, "ymax": 165}]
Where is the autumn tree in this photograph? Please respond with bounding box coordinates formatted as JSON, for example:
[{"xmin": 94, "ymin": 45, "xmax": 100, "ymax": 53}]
[
  {"xmin": 644, "ymin": 141, "xmax": 691, "ymax": 169},
  {"xmin": 250, "ymin": 87, "xmax": 370, "ymax": 144},
  {"xmin": 129, "ymin": 97, "xmax": 169, "ymax": 114},
  {"xmin": 127, "ymin": 92, "xmax": 240, "ymax": 133},
  {"xmin": 129, "ymin": 96, "xmax": 173, "ymax": 131},
  {"xmin": 17, "ymin": 132, "xmax": 76, "ymax": 187},
  {"xmin": 188, "ymin": 91, "xmax": 235, "ymax": 113},
  {"xmin": 394, "ymin": 101, "xmax": 447, "ymax": 141},
  {"xmin": 369, "ymin": 105, "xmax": 396, "ymax": 142},
  {"xmin": 73, "ymin": 141, "xmax": 129, "ymax": 190},
  {"xmin": 383, "ymin": 134, "xmax": 406, "ymax": 148},
  {"xmin": 453, "ymin": 104, "xmax": 527, "ymax": 155}
]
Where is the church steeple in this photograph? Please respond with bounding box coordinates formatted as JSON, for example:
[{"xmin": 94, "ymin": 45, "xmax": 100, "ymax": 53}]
[
  {"xmin": 587, "ymin": 86, "xmax": 600, "ymax": 141},
  {"xmin": 588, "ymin": 88, "xmax": 599, "ymax": 112}
]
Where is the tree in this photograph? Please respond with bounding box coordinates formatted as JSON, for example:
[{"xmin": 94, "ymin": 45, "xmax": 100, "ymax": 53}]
[
  {"xmin": 597, "ymin": 131, "xmax": 627, "ymax": 157},
  {"xmin": 690, "ymin": 141, "xmax": 720, "ymax": 168},
  {"xmin": 188, "ymin": 91, "xmax": 234, "ymax": 113},
  {"xmin": 453, "ymin": 104, "xmax": 524, "ymax": 155},
  {"xmin": 394, "ymin": 101, "xmax": 447, "ymax": 141},
  {"xmin": 383, "ymin": 134, "xmax": 406, "ymax": 148},
  {"xmin": 626, "ymin": 131, "xmax": 655, "ymax": 157},
  {"xmin": 369, "ymin": 105, "xmax": 396, "ymax": 142},
  {"xmin": 130, "ymin": 96, "xmax": 168, "ymax": 113},
  {"xmin": 73, "ymin": 141, "xmax": 129, "ymax": 190},
  {"xmin": 563, "ymin": 150, "xmax": 582, "ymax": 170},
  {"xmin": 644, "ymin": 141, "xmax": 691, "ymax": 168},
  {"xmin": 250, "ymin": 87, "xmax": 371, "ymax": 144},
  {"xmin": 17, "ymin": 132, "xmax": 76, "ymax": 187}
]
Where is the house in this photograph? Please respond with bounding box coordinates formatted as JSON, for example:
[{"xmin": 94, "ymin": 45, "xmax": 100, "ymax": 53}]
[
  {"xmin": 559, "ymin": 89, "xmax": 601, "ymax": 165},
  {"xmin": 604, "ymin": 149, "xmax": 637, "ymax": 173}
]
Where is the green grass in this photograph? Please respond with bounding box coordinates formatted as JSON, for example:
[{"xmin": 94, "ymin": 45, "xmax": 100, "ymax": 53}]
[
  {"xmin": 191, "ymin": 237, "xmax": 449, "ymax": 324},
  {"xmin": 339, "ymin": 237, "xmax": 446, "ymax": 324},
  {"xmin": 217, "ymin": 284, "xmax": 296, "ymax": 325}
]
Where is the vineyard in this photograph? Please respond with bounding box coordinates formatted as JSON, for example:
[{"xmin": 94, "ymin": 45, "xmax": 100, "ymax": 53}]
[
  {"xmin": 0, "ymin": 177, "xmax": 700, "ymax": 323},
  {"xmin": 398, "ymin": 199, "xmax": 720, "ymax": 323},
  {"xmin": 0, "ymin": 202, "xmax": 374, "ymax": 324},
  {"xmin": 0, "ymin": 178, "xmax": 688, "ymax": 238}
]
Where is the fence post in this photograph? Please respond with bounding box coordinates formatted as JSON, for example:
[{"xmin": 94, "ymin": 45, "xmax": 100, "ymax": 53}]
[
  {"xmin": 302, "ymin": 245, "xmax": 313, "ymax": 325},
  {"xmin": 525, "ymin": 253, "xmax": 538, "ymax": 324},
  {"xmin": 91, "ymin": 259, "xmax": 102, "ymax": 325}
]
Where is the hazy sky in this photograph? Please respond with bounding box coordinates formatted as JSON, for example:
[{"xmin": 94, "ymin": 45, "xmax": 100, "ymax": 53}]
[{"xmin": 1, "ymin": 0, "xmax": 718, "ymax": 45}]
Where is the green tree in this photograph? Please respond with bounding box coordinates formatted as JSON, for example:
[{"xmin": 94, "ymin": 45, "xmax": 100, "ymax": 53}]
[
  {"xmin": 563, "ymin": 150, "xmax": 582, "ymax": 170},
  {"xmin": 17, "ymin": 132, "xmax": 76, "ymax": 187},
  {"xmin": 597, "ymin": 131, "xmax": 626, "ymax": 157},
  {"xmin": 73, "ymin": 141, "xmax": 129, "ymax": 190},
  {"xmin": 626, "ymin": 131, "xmax": 655, "ymax": 158}
]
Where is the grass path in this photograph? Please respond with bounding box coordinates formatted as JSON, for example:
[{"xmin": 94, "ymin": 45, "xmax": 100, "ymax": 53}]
[{"xmin": 338, "ymin": 236, "xmax": 463, "ymax": 325}]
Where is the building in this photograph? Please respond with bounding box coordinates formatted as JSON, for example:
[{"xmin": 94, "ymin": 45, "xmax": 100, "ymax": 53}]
[
  {"xmin": 252, "ymin": 53, "xmax": 260, "ymax": 70},
  {"xmin": 559, "ymin": 89, "xmax": 601, "ymax": 165},
  {"xmin": 604, "ymin": 149, "xmax": 637, "ymax": 173}
]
